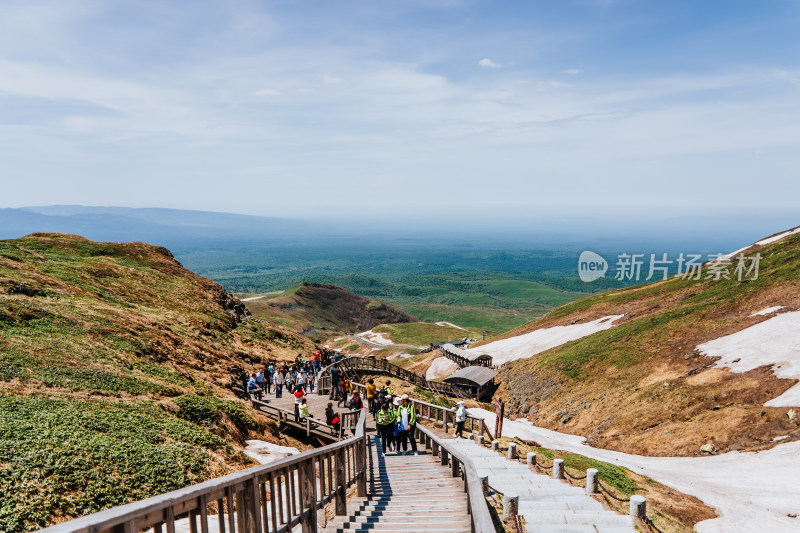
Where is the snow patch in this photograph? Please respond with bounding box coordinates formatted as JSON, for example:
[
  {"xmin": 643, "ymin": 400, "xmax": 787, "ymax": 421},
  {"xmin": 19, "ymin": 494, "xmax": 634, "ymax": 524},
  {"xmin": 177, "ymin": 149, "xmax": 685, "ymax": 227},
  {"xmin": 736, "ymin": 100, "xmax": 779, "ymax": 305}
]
[
  {"xmin": 773, "ymin": 435, "xmax": 789, "ymax": 442},
  {"xmin": 749, "ymin": 306, "xmax": 785, "ymax": 317},
  {"xmin": 244, "ymin": 440, "xmax": 300, "ymax": 465},
  {"xmin": 696, "ymin": 310, "xmax": 800, "ymax": 407},
  {"xmin": 719, "ymin": 227, "xmax": 800, "ymax": 260},
  {"xmin": 467, "ymin": 408, "xmax": 800, "ymax": 533},
  {"xmin": 357, "ymin": 330, "xmax": 394, "ymax": 346},
  {"xmin": 467, "ymin": 315, "xmax": 624, "ymax": 365},
  {"xmin": 426, "ymin": 357, "xmax": 460, "ymax": 380},
  {"xmin": 755, "ymin": 227, "xmax": 800, "ymax": 246},
  {"xmin": 435, "ymin": 321, "xmax": 466, "ymax": 330}
]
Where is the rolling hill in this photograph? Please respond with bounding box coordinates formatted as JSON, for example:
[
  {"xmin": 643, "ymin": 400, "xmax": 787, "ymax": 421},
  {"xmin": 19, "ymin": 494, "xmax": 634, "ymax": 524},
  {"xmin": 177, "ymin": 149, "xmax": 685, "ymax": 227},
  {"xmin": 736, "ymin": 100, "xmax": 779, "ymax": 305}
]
[
  {"xmin": 242, "ymin": 282, "xmax": 416, "ymax": 341},
  {"xmin": 0, "ymin": 233, "xmax": 315, "ymax": 532},
  {"xmin": 490, "ymin": 227, "xmax": 800, "ymax": 457}
]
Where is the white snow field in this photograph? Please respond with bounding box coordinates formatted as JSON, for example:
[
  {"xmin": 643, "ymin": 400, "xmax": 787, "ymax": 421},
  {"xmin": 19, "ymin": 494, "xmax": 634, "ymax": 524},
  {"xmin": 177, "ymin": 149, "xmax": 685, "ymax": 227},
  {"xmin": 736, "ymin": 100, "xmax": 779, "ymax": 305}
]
[
  {"xmin": 356, "ymin": 329, "xmax": 394, "ymax": 345},
  {"xmin": 466, "ymin": 314, "xmax": 624, "ymax": 366},
  {"xmin": 468, "ymin": 408, "xmax": 800, "ymax": 533},
  {"xmin": 425, "ymin": 356, "xmax": 460, "ymax": 380},
  {"xmin": 696, "ymin": 310, "xmax": 800, "ymax": 407}
]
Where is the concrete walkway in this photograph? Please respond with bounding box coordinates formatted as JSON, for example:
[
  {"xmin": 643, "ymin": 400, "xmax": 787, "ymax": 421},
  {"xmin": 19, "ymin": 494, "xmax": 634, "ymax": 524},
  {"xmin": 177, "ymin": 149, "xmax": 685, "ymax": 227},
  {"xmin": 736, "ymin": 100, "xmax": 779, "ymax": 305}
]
[{"xmin": 447, "ymin": 438, "xmax": 635, "ymax": 533}]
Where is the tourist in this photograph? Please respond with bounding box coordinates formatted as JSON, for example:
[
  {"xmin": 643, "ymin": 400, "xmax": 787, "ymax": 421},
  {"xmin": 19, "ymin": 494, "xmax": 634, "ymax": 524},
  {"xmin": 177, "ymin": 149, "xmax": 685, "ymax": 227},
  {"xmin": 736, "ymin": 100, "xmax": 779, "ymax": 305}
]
[
  {"xmin": 247, "ymin": 373, "xmax": 262, "ymax": 400},
  {"xmin": 376, "ymin": 402, "xmax": 395, "ymax": 455},
  {"xmin": 365, "ymin": 379, "xmax": 377, "ymax": 415},
  {"xmin": 294, "ymin": 388, "xmax": 305, "ymax": 422},
  {"xmin": 255, "ymin": 368, "xmax": 265, "ymax": 394},
  {"xmin": 285, "ymin": 369, "xmax": 295, "ymax": 393},
  {"xmin": 337, "ymin": 378, "xmax": 349, "ymax": 407},
  {"xmin": 274, "ymin": 369, "xmax": 285, "ymax": 398},
  {"xmin": 296, "ymin": 369, "xmax": 308, "ymax": 392},
  {"xmin": 299, "ymin": 398, "xmax": 310, "ymax": 420},
  {"xmin": 330, "ymin": 366, "xmax": 341, "ymax": 400},
  {"xmin": 455, "ymin": 401, "xmax": 466, "ymax": 438},
  {"xmin": 395, "ymin": 395, "xmax": 418, "ymax": 455},
  {"xmin": 384, "ymin": 380, "xmax": 394, "ymax": 396}
]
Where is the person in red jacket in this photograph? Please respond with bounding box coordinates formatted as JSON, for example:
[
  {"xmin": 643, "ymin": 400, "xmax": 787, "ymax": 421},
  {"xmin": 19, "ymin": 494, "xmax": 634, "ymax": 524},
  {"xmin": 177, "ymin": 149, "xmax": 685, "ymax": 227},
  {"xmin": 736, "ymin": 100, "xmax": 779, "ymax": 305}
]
[{"xmin": 294, "ymin": 388, "xmax": 305, "ymax": 422}]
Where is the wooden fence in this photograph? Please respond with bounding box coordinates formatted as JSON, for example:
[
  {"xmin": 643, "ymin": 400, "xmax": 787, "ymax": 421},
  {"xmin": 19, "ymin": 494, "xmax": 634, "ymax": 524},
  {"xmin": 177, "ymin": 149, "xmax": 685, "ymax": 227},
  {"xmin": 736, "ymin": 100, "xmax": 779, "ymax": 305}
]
[
  {"xmin": 317, "ymin": 356, "xmax": 471, "ymax": 399},
  {"xmin": 38, "ymin": 409, "xmax": 369, "ymax": 533}
]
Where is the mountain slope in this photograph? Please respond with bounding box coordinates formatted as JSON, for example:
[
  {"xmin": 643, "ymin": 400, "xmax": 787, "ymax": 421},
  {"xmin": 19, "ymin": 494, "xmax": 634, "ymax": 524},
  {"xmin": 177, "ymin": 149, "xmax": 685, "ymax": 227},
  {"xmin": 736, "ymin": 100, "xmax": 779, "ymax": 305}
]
[
  {"xmin": 0, "ymin": 233, "xmax": 314, "ymax": 532},
  {"xmin": 244, "ymin": 282, "xmax": 416, "ymax": 340},
  {"xmin": 494, "ymin": 227, "xmax": 800, "ymax": 457}
]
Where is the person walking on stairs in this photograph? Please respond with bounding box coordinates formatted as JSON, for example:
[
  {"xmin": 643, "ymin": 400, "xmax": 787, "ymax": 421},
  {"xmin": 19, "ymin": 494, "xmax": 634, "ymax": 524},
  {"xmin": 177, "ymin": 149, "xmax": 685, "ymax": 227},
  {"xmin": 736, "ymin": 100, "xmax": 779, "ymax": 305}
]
[
  {"xmin": 455, "ymin": 400, "xmax": 466, "ymax": 438},
  {"xmin": 376, "ymin": 402, "xmax": 395, "ymax": 454},
  {"xmin": 395, "ymin": 394, "xmax": 418, "ymax": 455}
]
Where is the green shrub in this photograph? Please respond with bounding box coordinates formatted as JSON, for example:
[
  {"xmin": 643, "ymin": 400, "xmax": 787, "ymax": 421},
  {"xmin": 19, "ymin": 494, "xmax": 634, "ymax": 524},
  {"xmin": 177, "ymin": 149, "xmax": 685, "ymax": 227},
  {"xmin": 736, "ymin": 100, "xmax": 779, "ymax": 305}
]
[{"xmin": 0, "ymin": 395, "xmax": 245, "ymax": 533}]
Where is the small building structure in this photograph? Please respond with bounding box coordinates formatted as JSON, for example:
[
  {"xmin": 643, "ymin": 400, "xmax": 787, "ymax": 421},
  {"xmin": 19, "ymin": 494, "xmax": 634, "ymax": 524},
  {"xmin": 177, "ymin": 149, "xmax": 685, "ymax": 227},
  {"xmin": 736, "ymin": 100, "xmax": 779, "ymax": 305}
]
[
  {"xmin": 440, "ymin": 343, "xmax": 493, "ymax": 368},
  {"xmin": 428, "ymin": 338, "xmax": 471, "ymax": 351},
  {"xmin": 443, "ymin": 366, "xmax": 497, "ymax": 400}
]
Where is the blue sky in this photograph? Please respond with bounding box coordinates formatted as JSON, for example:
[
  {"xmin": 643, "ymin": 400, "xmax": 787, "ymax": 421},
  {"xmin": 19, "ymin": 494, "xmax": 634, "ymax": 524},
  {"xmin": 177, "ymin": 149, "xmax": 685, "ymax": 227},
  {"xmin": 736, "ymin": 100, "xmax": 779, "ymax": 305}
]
[{"xmin": 1, "ymin": 0, "xmax": 799, "ymax": 220}]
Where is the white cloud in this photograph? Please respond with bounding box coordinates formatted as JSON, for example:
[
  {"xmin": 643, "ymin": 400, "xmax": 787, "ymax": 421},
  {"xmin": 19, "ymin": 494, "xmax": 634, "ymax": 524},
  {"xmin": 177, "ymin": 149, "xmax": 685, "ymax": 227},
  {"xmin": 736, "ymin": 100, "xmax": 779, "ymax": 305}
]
[
  {"xmin": 561, "ymin": 68, "xmax": 581, "ymax": 75},
  {"xmin": 478, "ymin": 58, "xmax": 501, "ymax": 69},
  {"xmin": 252, "ymin": 88, "xmax": 280, "ymax": 96},
  {"xmin": 321, "ymin": 74, "xmax": 342, "ymax": 84}
]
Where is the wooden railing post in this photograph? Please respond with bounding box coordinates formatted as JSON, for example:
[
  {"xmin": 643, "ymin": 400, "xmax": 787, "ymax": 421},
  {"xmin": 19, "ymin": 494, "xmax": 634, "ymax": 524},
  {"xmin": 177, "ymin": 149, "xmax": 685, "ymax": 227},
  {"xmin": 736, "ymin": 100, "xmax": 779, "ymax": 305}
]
[
  {"xmin": 299, "ymin": 459, "xmax": 318, "ymax": 533},
  {"xmin": 335, "ymin": 448, "xmax": 347, "ymax": 516},
  {"xmin": 356, "ymin": 433, "xmax": 367, "ymax": 497}
]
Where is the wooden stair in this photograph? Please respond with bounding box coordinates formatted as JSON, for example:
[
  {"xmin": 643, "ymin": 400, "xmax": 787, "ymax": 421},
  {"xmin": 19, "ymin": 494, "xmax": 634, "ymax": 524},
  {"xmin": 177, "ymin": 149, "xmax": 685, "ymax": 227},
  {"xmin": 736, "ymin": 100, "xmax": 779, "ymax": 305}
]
[{"xmin": 321, "ymin": 434, "xmax": 472, "ymax": 533}]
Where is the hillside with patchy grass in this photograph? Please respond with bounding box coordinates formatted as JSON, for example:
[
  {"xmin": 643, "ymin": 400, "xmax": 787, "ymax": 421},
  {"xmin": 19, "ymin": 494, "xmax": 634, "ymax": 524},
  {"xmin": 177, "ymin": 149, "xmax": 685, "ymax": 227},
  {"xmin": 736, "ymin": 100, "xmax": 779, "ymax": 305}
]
[
  {"xmin": 243, "ymin": 282, "xmax": 415, "ymax": 341},
  {"xmin": 494, "ymin": 228, "xmax": 800, "ymax": 457},
  {"xmin": 0, "ymin": 234, "xmax": 315, "ymax": 532}
]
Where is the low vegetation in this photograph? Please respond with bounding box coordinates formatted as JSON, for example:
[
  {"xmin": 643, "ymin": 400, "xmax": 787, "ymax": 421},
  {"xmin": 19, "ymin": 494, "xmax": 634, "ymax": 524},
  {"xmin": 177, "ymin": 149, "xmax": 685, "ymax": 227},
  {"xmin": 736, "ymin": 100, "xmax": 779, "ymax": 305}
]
[{"xmin": 0, "ymin": 234, "xmax": 313, "ymax": 531}]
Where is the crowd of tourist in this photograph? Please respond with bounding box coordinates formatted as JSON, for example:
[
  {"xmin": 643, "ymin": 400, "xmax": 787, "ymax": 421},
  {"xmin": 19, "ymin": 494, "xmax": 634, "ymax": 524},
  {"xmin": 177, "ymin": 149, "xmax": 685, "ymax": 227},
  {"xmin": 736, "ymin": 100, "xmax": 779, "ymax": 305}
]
[{"xmin": 245, "ymin": 351, "xmax": 462, "ymax": 455}]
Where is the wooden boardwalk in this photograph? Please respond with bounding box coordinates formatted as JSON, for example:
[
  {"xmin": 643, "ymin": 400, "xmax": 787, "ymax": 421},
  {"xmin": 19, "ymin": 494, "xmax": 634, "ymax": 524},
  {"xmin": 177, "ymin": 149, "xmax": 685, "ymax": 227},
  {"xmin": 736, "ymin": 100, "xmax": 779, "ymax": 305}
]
[
  {"xmin": 321, "ymin": 436, "xmax": 471, "ymax": 532},
  {"xmin": 251, "ymin": 388, "xmax": 363, "ymax": 442}
]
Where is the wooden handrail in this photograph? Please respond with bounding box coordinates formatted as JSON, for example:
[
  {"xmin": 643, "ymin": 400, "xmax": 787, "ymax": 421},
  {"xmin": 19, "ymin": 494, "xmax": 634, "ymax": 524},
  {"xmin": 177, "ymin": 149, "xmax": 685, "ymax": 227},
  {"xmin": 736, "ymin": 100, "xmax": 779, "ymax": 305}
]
[
  {"xmin": 413, "ymin": 423, "xmax": 496, "ymax": 533},
  {"xmin": 38, "ymin": 408, "xmax": 369, "ymax": 533},
  {"xmin": 318, "ymin": 356, "xmax": 471, "ymax": 399}
]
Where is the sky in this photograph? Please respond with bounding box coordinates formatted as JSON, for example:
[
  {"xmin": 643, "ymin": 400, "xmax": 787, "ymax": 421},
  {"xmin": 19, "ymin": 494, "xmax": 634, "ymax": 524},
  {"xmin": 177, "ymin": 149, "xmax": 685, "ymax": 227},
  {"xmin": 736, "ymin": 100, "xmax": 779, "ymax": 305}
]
[{"xmin": 1, "ymin": 0, "xmax": 799, "ymax": 221}]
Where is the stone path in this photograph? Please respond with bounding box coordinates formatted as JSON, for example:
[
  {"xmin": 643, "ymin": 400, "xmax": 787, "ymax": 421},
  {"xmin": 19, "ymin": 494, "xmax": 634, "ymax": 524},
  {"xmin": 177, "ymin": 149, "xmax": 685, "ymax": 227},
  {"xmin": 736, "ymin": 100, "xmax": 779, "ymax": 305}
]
[{"xmin": 447, "ymin": 438, "xmax": 635, "ymax": 533}]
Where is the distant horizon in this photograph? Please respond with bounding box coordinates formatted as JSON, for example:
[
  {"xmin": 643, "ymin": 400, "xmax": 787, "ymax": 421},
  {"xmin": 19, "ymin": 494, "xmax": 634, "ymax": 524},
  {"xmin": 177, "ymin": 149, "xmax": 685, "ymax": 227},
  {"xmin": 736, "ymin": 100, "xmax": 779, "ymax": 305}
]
[{"xmin": 3, "ymin": 204, "xmax": 798, "ymax": 257}]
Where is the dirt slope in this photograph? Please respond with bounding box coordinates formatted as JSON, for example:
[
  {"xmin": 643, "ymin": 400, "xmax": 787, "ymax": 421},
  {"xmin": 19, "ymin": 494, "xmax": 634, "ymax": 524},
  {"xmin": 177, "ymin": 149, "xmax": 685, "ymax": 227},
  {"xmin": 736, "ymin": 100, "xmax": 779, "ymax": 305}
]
[{"xmin": 495, "ymin": 228, "xmax": 800, "ymax": 457}]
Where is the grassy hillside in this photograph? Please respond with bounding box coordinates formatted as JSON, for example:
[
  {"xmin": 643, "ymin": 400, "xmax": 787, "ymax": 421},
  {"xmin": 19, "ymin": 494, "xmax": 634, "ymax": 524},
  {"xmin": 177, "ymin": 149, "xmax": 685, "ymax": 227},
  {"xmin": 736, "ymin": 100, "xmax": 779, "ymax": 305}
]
[
  {"xmin": 372, "ymin": 321, "xmax": 477, "ymax": 346},
  {"xmin": 242, "ymin": 282, "xmax": 415, "ymax": 341},
  {"xmin": 0, "ymin": 234, "xmax": 315, "ymax": 532},
  {"xmin": 496, "ymin": 230, "xmax": 800, "ymax": 457}
]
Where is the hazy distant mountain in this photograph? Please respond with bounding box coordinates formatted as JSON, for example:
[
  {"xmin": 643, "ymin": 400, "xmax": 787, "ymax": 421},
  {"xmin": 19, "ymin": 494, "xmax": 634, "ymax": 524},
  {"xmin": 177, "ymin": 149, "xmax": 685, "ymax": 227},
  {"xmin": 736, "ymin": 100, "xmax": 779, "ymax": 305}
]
[{"xmin": 0, "ymin": 206, "xmax": 317, "ymax": 247}]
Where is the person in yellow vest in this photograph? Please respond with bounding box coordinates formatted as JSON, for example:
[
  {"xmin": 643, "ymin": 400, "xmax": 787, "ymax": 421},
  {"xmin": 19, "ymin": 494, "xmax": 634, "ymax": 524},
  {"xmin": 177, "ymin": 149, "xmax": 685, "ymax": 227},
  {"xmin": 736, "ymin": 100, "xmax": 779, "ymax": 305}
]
[
  {"xmin": 375, "ymin": 402, "xmax": 395, "ymax": 455},
  {"xmin": 396, "ymin": 394, "xmax": 418, "ymax": 455}
]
